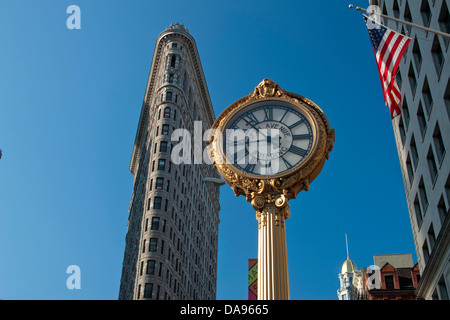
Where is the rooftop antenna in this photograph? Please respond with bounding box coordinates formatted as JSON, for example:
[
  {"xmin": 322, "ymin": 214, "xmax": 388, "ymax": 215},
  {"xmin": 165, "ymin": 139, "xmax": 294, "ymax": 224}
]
[{"xmin": 345, "ymin": 233, "xmax": 350, "ymax": 260}]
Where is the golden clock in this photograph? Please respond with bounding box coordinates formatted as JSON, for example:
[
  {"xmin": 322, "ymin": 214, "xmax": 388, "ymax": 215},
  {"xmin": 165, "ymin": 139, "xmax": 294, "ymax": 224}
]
[{"xmin": 208, "ymin": 79, "xmax": 334, "ymax": 204}]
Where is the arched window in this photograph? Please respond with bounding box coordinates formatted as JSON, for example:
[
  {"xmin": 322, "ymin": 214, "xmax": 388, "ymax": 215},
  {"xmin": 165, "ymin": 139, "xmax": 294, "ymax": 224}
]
[{"xmin": 164, "ymin": 107, "xmax": 171, "ymax": 118}]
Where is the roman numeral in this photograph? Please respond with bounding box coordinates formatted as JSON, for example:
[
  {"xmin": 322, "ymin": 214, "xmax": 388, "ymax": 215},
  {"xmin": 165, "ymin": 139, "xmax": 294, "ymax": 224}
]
[
  {"xmin": 242, "ymin": 113, "xmax": 259, "ymax": 128},
  {"xmin": 261, "ymin": 161, "xmax": 273, "ymax": 175},
  {"xmin": 279, "ymin": 109, "xmax": 289, "ymax": 123},
  {"xmin": 244, "ymin": 163, "xmax": 256, "ymax": 173},
  {"xmin": 233, "ymin": 139, "xmax": 248, "ymax": 146},
  {"xmin": 289, "ymin": 119, "xmax": 305, "ymax": 129},
  {"xmin": 289, "ymin": 145, "xmax": 308, "ymax": 157},
  {"xmin": 293, "ymin": 134, "xmax": 311, "ymax": 140},
  {"xmin": 281, "ymin": 156, "xmax": 293, "ymax": 169},
  {"xmin": 263, "ymin": 108, "xmax": 273, "ymax": 121}
]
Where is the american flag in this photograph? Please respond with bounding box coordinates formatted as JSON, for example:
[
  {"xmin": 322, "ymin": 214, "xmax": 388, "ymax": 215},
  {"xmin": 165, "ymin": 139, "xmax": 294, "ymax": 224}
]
[{"xmin": 364, "ymin": 16, "xmax": 411, "ymax": 119}]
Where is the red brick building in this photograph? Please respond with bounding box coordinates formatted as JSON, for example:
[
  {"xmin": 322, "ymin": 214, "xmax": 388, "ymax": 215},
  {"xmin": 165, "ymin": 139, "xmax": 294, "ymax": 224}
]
[{"xmin": 361, "ymin": 254, "xmax": 422, "ymax": 300}]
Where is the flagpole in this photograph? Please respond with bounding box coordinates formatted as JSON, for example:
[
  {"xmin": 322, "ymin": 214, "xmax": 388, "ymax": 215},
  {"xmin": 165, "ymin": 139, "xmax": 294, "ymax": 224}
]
[{"xmin": 349, "ymin": 4, "xmax": 450, "ymax": 39}]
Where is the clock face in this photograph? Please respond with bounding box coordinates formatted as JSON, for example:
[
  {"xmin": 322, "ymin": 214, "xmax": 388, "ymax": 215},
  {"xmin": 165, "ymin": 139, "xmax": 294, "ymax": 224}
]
[{"xmin": 222, "ymin": 99, "xmax": 315, "ymax": 177}]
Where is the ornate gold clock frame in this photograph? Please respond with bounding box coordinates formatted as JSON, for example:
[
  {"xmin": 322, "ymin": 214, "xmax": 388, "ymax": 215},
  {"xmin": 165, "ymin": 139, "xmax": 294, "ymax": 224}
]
[{"xmin": 207, "ymin": 79, "xmax": 335, "ymax": 300}]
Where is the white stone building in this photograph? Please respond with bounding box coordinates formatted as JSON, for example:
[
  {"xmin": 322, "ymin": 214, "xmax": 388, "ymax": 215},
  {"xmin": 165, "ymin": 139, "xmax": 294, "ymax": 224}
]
[
  {"xmin": 338, "ymin": 257, "xmax": 364, "ymax": 300},
  {"xmin": 372, "ymin": 0, "xmax": 450, "ymax": 300}
]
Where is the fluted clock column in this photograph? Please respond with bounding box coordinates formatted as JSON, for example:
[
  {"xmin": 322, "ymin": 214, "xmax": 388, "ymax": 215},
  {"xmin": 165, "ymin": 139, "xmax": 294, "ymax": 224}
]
[{"xmin": 253, "ymin": 195, "xmax": 290, "ymax": 300}]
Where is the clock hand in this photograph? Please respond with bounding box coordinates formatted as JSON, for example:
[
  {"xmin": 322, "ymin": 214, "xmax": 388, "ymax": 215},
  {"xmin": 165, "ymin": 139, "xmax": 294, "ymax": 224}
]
[
  {"xmin": 241, "ymin": 117, "xmax": 267, "ymax": 138},
  {"xmin": 268, "ymin": 134, "xmax": 282, "ymax": 148}
]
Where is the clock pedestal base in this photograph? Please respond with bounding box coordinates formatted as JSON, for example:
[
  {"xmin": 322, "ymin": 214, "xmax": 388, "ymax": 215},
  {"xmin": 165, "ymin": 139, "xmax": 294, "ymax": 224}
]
[{"xmin": 256, "ymin": 204, "xmax": 290, "ymax": 300}]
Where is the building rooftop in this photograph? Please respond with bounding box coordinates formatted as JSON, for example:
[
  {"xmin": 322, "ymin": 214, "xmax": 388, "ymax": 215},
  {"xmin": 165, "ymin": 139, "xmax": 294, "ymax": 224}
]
[
  {"xmin": 166, "ymin": 22, "xmax": 189, "ymax": 33},
  {"xmin": 373, "ymin": 254, "xmax": 414, "ymax": 269},
  {"xmin": 341, "ymin": 258, "xmax": 358, "ymax": 274}
]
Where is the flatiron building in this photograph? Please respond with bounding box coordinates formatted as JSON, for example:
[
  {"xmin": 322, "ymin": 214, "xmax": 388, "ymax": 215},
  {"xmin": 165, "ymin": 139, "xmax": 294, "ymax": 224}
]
[{"xmin": 118, "ymin": 23, "xmax": 221, "ymax": 300}]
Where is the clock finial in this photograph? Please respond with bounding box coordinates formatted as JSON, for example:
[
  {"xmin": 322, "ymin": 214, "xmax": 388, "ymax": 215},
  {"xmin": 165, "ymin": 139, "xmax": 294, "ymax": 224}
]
[{"xmin": 251, "ymin": 78, "xmax": 284, "ymax": 99}]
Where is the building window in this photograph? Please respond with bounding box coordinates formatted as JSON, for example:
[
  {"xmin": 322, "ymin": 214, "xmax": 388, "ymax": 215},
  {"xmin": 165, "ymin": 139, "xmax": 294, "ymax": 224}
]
[
  {"xmin": 422, "ymin": 240, "xmax": 430, "ymax": 264},
  {"xmin": 433, "ymin": 123, "xmax": 446, "ymax": 165},
  {"xmin": 414, "ymin": 194, "xmax": 423, "ymax": 228},
  {"xmin": 431, "ymin": 35, "xmax": 444, "ymax": 76},
  {"xmin": 422, "ymin": 77, "xmax": 433, "ymax": 116},
  {"xmin": 153, "ymin": 197, "xmax": 162, "ymax": 210},
  {"xmin": 160, "ymin": 141, "xmax": 168, "ymax": 153},
  {"xmin": 419, "ymin": 177, "xmax": 429, "ymax": 214},
  {"xmin": 158, "ymin": 159, "xmax": 166, "ymax": 171},
  {"xmin": 428, "ymin": 223, "xmax": 436, "ymax": 252},
  {"xmin": 404, "ymin": 2, "xmax": 412, "ymax": 35},
  {"xmin": 410, "ymin": 135, "xmax": 419, "ymax": 170},
  {"xmin": 427, "ymin": 146, "xmax": 438, "ymax": 184},
  {"xmin": 166, "ymin": 92, "xmax": 172, "ymax": 101},
  {"xmin": 437, "ymin": 195, "xmax": 448, "ymax": 224},
  {"xmin": 170, "ymin": 55, "xmax": 176, "ymax": 68},
  {"xmin": 412, "ymin": 38, "xmax": 422, "ymax": 74},
  {"xmin": 439, "ymin": 1, "xmax": 450, "ymax": 46},
  {"xmin": 446, "ymin": 175, "xmax": 450, "ymax": 209},
  {"xmin": 147, "ymin": 260, "xmax": 156, "ymax": 275},
  {"xmin": 156, "ymin": 177, "xmax": 164, "ymax": 190},
  {"xmin": 159, "ymin": 263, "xmax": 163, "ymax": 277},
  {"xmin": 408, "ymin": 63, "xmax": 417, "ymax": 96},
  {"xmin": 421, "ymin": 0, "xmax": 432, "ymax": 27},
  {"xmin": 385, "ymin": 275, "xmax": 395, "ymax": 290},
  {"xmin": 381, "ymin": 3, "xmax": 388, "ymax": 26},
  {"xmin": 417, "ymin": 103, "xmax": 427, "ymax": 138},
  {"xmin": 439, "ymin": 1, "xmax": 450, "ymax": 32},
  {"xmin": 444, "ymin": 79, "xmax": 450, "ymax": 120},
  {"xmin": 156, "ymin": 285, "xmax": 161, "ymax": 300},
  {"xmin": 162, "ymin": 124, "xmax": 169, "ymax": 135},
  {"xmin": 164, "ymin": 107, "xmax": 171, "ymax": 118},
  {"xmin": 149, "ymin": 238, "xmax": 158, "ymax": 252},
  {"xmin": 401, "ymin": 99, "xmax": 410, "ymax": 129},
  {"xmin": 392, "ymin": 0, "xmax": 400, "ymax": 19},
  {"xmin": 160, "ymin": 239, "xmax": 165, "ymax": 254},
  {"xmin": 151, "ymin": 217, "xmax": 160, "ymax": 231},
  {"xmin": 396, "ymin": 71, "xmax": 402, "ymax": 89},
  {"xmin": 168, "ymin": 74, "xmax": 174, "ymax": 83},
  {"xmin": 144, "ymin": 283, "xmax": 153, "ymax": 299}
]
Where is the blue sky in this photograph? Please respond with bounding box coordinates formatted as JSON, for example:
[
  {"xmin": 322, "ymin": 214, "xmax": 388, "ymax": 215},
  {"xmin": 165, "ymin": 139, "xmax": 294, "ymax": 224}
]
[{"xmin": 0, "ymin": 0, "xmax": 417, "ymax": 300}]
